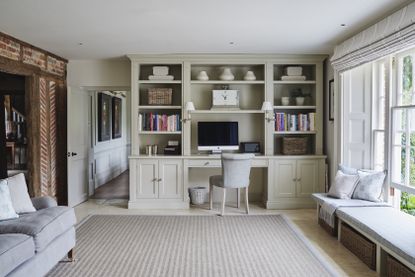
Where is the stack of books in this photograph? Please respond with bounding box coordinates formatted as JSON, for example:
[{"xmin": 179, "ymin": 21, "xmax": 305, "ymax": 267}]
[
  {"xmin": 138, "ymin": 113, "xmax": 181, "ymax": 132},
  {"xmin": 274, "ymin": 112, "xmax": 315, "ymax": 132}
]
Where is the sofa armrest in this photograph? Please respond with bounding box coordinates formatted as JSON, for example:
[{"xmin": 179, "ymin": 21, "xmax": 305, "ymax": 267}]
[{"xmin": 31, "ymin": 196, "xmax": 58, "ymax": 210}]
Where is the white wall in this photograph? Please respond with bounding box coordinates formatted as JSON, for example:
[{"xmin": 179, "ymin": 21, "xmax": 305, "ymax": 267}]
[{"xmin": 67, "ymin": 59, "xmax": 131, "ymax": 194}]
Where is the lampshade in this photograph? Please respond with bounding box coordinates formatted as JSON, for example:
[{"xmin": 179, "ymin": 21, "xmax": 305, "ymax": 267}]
[
  {"xmin": 261, "ymin": 101, "xmax": 273, "ymax": 111},
  {"xmin": 185, "ymin": 101, "xmax": 195, "ymax": 111}
]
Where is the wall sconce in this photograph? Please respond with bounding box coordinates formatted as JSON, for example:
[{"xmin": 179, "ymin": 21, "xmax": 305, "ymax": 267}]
[
  {"xmin": 261, "ymin": 101, "xmax": 275, "ymax": 122},
  {"xmin": 182, "ymin": 101, "xmax": 195, "ymax": 122}
]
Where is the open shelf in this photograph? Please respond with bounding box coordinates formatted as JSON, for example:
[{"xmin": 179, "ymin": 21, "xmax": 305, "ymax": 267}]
[
  {"xmin": 138, "ymin": 80, "xmax": 182, "ymax": 84},
  {"xmin": 138, "ymin": 131, "xmax": 182, "ymax": 135},
  {"xmin": 191, "ymin": 80, "xmax": 265, "ymax": 85},
  {"xmin": 273, "ymin": 81, "xmax": 316, "ymax": 84},
  {"xmin": 274, "ymin": 106, "xmax": 316, "ymax": 110},
  {"xmin": 274, "ymin": 131, "xmax": 317, "ymax": 134},
  {"xmin": 139, "ymin": 105, "xmax": 182, "ymax": 109},
  {"xmin": 191, "ymin": 109, "xmax": 264, "ymax": 114}
]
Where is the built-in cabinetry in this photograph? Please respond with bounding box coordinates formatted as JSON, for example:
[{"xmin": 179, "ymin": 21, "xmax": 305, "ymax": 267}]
[{"xmin": 128, "ymin": 54, "xmax": 326, "ymax": 209}]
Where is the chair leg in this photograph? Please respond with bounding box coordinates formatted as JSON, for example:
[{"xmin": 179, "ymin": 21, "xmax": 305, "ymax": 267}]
[
  {"xmin": 68, "ymin": 248, "xmax": 75, "ymax": 262},
  {"xmin": 245, "ymin": 187, "xmax": 249, "ymax": 214},
  {"xmin": 237, "ymin": 188, "xmax": 240, "ymax": 208},
  {"xmin": 221, "ymin": 188, "xmax": 226, "ymax": 216},
  {"xmin": 209, "ymin": 183, "xmax": 213, "ymax": 210}
]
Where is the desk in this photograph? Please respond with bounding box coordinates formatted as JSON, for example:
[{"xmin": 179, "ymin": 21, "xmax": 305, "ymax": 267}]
[{"xmin": 128, "ymin": 155, "xmax": 326, "ymax": 209}]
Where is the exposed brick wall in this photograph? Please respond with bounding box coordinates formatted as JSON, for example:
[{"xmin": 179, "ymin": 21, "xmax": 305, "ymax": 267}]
[
  {"xmin": 0, "ymin": 36, "xmax": 20, "ymax": 61},
  {"xmin": 23, "ymin": 46, "xmax": 46, "ymax": 70},
  {"xmin": 0, "ymin": 32, "xmax": 66, "ymax": 78}
]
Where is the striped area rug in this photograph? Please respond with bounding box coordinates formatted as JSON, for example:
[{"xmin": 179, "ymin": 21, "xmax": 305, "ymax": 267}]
[{"xmin": 48, "ymin": 215, "xmax": 336, "ymax": 277}]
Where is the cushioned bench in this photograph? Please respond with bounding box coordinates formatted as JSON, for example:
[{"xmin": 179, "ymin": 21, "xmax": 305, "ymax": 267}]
[{"xmin": 337, "ymin": 207, "xmax": 415, "ymax": 274}]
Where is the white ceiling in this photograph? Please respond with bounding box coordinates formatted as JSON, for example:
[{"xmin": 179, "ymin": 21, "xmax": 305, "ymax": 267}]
[{"xmin": 0, "ymin": 0, "xmax": 411, "ymax": 60}]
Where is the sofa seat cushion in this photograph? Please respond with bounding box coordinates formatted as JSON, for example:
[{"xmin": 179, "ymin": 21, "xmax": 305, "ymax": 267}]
[
  {"xmin": 0, "ymin": 234, "xmax": 35, "ymax": 276},
  {"xmin": 337, "ymin": 207, "xmax": 415, "ymax": 266},
  {"xmin": 0, "ymin": 206, "xmax": 76, "ymax": 252}
]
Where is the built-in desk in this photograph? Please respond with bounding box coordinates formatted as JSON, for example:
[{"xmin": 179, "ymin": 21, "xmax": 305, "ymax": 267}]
[{"xmin": 128, "ymin": 155, "xmax": 326, "ymax": 209}]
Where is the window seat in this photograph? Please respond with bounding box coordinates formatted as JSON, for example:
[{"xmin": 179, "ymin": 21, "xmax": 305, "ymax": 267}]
[{"xmin": 312, "ymin": 193, "xmax": 415, "ymax": 275}]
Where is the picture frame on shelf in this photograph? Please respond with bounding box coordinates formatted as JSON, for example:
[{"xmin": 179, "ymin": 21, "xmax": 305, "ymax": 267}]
[
  {"xmin": 98, "ymin": 92, "xmax": 112, "ymax": 141},
  {"xmin": 329, "ymin": 79, "xmax": 334, "ymax": 121},
  {"xmin": 112, "ymin": 97, "xmax": 122, "ymax": 139}
]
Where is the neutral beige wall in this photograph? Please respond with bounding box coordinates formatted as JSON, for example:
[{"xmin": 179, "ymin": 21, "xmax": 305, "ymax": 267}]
[{"xmin": 67, "ymin": 59, "xmax": 130, "ymax": 87}]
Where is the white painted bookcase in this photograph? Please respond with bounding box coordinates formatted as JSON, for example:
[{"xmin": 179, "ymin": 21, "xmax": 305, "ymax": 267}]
[{"xmin": 128, "ymin": 54, "xmax": 326, "ymax": 209}]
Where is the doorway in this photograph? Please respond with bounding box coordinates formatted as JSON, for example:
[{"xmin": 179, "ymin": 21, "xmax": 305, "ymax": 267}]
[{"xmin": 0, "ymin": 72, "xmax": 27, "ymax": 178}]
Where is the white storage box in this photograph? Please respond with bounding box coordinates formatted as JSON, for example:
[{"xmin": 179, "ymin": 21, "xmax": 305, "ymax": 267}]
[
  {"xmin": 286, "ymin": 66, "xmax": 302, "ymax": 76},
  {"xmin": 153, "ymin": 66, "xmax": 169, "ymax": 76}
]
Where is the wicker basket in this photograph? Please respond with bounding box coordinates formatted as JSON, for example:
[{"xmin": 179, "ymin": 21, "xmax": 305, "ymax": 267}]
[
  {"xmin": 282, "ymin": 137, "xmax": 308, "ymax": 155},
  {"xmin": 189, "ymin": 187, "xmax": 208, "ymax": 205},
  {"xmin": 387, "ymin": 255, "xmax": 415, "ymax": 277},
  {"xmin": 148, "ymin": 88, "xmax": 172, "ymax": 105},
  {"xmin": 340, "ymin": 223, "xmax": 376, "ymax": 270},
  {"xmin": 318, "ymin": 216, "xmax": 337, "ymax": 237}
]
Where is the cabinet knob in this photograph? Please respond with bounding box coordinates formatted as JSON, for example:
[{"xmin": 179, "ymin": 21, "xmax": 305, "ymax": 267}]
[
  {"xmin": 152, "ymin": 178, "xmax": 157, "ymax": 182},
  {"xmin": 292, "ymin": 178, "xmax": 296, "ymax": 182},
  {"xmin": 158, "ymin": 178, "xmax": 162, "ymax": 182},
  {"xmin": 297, "ymin": 178, "xmax": 301, "ymax": 182}
]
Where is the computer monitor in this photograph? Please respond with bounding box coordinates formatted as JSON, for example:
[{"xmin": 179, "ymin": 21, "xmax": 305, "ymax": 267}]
[{"xmin": 197, "ymin": 121, "xmax": 239, "ymax": 153}]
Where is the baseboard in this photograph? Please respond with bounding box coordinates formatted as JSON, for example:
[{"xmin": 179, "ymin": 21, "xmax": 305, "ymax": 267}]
[
  {"xmin": 265, "ymin": 198, "xmax": 315, "ymax": 209},
  {"xmin": 128, "ymin": 200, "xmax": 189, "ymax": 209}
]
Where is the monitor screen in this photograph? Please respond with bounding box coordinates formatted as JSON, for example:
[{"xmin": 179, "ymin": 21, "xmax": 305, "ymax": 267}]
[{"xmin": 197, "ymin": 122, "xmax": 238, "ymax": 150}]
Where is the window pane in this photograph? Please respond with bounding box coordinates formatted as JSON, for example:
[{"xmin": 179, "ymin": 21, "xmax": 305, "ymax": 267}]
[
  {"xmin": 401, "ymin": 55, "xmax": 413, "ymax": 105},
  {"xmin": 394, "ymin": 109, "xmax": 407, "ymax": 132},
  {"xmin": 373, "ymin": 131, "xmax": 384, "ymax": 171},
  {"xmin": 392, "ymin": 146, "xmax": 406, "ymax": 185},
  {"xmin": 411, "ymin": 146, "xmax": 415, "ymax": 187},
  {"xmin": 393, "ymin": 131, "xmax": 405, "ymax": 146},
  {"xmin": 401, "ymin": 192, "xmax": 415, "ymax": 216}
]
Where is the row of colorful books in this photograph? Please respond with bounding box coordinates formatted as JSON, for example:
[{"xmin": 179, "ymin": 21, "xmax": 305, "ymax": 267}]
[
  {"xmin": 138, "ymin": 113, "xmax": 181, "ymax": 132},
  {"xmin": 275, "ymin": 112, "xmax": 315, "ymax": 131}
]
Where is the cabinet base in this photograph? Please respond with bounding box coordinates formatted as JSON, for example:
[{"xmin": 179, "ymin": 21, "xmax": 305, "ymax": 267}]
[
  {"xmin": 265, "ymin": 198, "xmax": 315, "ymax": 209},
  {"xmin": 128, "ymin": 200, "xmax": 189, "ymax": 209}
]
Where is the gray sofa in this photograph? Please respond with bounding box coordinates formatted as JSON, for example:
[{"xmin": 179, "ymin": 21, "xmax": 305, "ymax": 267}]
[{"xmin": 0, "ymin": 196, "xmax": 76, "ymax": 277}]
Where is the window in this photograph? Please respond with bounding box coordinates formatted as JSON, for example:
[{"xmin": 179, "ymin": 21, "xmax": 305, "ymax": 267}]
[{"xmin": 390, "ymin": 50, "xmax": 415, "ymax": 215}]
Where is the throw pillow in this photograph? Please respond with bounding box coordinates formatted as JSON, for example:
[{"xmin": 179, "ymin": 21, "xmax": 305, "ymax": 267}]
[
  {"xmin": 338, "ymin": 164, "xmax": 358, "ymax": 175},
  {"xmin": 5, "ymin": 173, "xmax": 36, "ymax": 213},
  {"xmin": 0, "ymin": 180, "xmax": 19, "ymax": 221},
  {"xmin": 328, "ymin": 170, "xmax": 360, "ymax": 199},
  {"xmin": 352, "ymin": 170, "xmax": 386, "ymax": 202}
]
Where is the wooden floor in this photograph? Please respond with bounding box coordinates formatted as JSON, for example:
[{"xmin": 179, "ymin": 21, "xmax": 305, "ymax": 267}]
[
  {"xmin": 92, "ymin": 170, "xmax": 129, "ymax": 199},
  {"xmin": 74, "ymin": 199, "xmax": 376, "ymax": 277}
]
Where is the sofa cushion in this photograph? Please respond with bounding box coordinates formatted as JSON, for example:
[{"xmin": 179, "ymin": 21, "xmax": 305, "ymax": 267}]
[
  {"xmin": 0, "ymin": 206, "xmax": 76, "ymax": 252},
  {"xmin": 0, "ymin": 233, "xmax": 35, "ymax": 276},
  {"xmin": 0, "ymin": 180, "xmax": 19, "ymax": 221},
  {"xmin": 336, "ymin": 207, "xmax": 415, "ymax": 266},
  {"xmin": 352, "ymin": 170, "xmax": 385, "ymax": 202},
  {"xmin": 4, "ymin": 173, "xmax": 36, "ymax": 213}
]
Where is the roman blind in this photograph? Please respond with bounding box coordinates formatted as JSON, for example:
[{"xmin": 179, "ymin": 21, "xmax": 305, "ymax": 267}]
[{"xmin": 331, "ymin": 2, "xmax": 415, "ymax": 72}]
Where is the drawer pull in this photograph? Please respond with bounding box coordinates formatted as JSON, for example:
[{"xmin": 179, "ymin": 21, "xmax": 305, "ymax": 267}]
[
  {"xmin": 152, "ymin": 178, "xmax": 157, "ymax": 182},
  {"xmin": 292, "ymin": 178, "xmax": 296, "ymax": 182},
  {"xmin": 158, "ymin": 178, "xmax": 162, "ymax": 182},
  {"xmin": 204, "ymin": 162, "xmax": 210, "ymax": 166}
]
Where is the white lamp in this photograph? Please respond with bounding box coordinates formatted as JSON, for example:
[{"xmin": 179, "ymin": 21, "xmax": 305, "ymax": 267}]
[
  {"xmin": 261, "ymin": 101, "xmax": 275, "ymax": 122},
  {"xmin": 183, "ymin": 101, "xmax": 195, "ymax": 122}
]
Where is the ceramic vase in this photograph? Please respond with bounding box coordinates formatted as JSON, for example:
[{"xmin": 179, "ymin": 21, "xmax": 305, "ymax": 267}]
[
  {"xmin": 220, "ymin": 68, "xmax": 235, "ymax": 81},
  {"xmin": 197, "ymin": 71, "xmax": 209, "ymax": 81},
  {"xmin": 244, "ymin": 71, "xmax": 256, "ymax": 81}
]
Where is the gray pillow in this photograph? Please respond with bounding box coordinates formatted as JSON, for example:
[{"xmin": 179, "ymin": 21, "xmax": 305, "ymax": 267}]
[
  {"xmin": 5, "ymin": 173, "xmax": 36, "ymax": 213},
  {"xmin": 352, "ymin": 170, "xmax": 386, "ymax": 202},
  {"xmin": 0, "ymin": 180, "xmax": 19, "ymax": 221},
  {"xmin": 339, "ymin": 164, "xmax": 358, "ymax": 175},
  {"xmin": 328, "ymin": 170, "xmax": 359, "ymax": 199}
]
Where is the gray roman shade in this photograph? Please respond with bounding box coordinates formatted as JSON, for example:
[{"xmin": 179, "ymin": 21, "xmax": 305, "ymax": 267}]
[{"xmin": 331, "ymin": 2, "xmax": 415, "ymax": 72}]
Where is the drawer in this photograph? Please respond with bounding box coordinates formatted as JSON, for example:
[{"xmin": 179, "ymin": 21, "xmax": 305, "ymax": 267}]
[
  {"xmin": 252, "ymin": 159, "xmax": 268, "ymax": 167},
  {"xmin": 187, "ymin": 159, "xmax": 221, "ymax": 168}
]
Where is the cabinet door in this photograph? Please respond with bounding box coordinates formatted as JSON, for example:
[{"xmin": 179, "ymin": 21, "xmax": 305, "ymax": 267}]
[
  {"xmin": 296, "ymin": 160, "xmax": 319, "ymax": 198},
  {"xmin": 135, "ymin": 159, "xmax": 158, "ymax": 199},
  {"xmin": 273, "ymin": 160, "xmax": 296, "ymax": 198},
  {"xmin": 158, "ymin": 159, "xmax": 183, "ymax": 199}
]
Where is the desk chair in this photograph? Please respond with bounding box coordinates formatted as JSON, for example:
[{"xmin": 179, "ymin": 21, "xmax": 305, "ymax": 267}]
[{"xmin": 209, "ymin": 153, "xmax": 254, "ymax": 216}]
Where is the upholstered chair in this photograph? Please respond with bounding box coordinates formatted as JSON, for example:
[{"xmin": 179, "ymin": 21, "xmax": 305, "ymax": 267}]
[{"xmin": 209, "ymin": 153, "xmax": 254, "ymax": 216}]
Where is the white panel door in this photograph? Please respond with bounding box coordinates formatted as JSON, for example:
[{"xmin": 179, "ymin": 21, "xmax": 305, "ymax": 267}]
[
  {"xmin": 273, "ymin": 160, "xmax": 296, "ymax": 198},
  {"xmin": 159, "ymin": 159, "xmax": 182, "ymax": 199},
  {"xmin": 296, "ymin": 160, "xmax": 319, "ymax": 198},
  {"xmin": 136, "ymin": 159, "xmax": 158, "ymax": 199},
  {"xmin": 67, "ymin": 87, "xmax": 90, "ymax": 207},
  {"xmin": 342, "ymin": 64, "xmax": 372, "ymax": 169}
]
